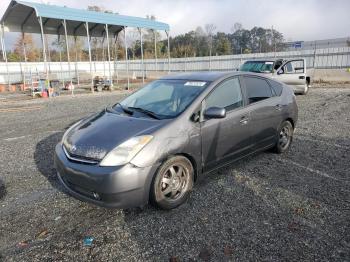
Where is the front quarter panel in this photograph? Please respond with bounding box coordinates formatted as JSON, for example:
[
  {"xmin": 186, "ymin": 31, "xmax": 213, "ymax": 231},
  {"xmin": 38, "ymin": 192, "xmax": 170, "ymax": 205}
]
[{"xmin": 130, "ymin": 118, "xmax": 202, "ymax": 171}]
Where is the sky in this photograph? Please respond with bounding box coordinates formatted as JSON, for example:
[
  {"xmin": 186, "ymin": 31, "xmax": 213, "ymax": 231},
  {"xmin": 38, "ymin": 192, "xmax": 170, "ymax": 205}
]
[{"xmin": 1, "ymin": 0, "xmax": 350, "ymax": 48}]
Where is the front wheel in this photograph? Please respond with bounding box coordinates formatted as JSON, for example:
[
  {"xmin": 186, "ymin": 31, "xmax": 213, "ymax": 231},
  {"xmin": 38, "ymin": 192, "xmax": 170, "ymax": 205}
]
[
  {"xmin": 150, "ymin": 156, "xmax": 194, "ymax": 210},
  {"xmin": 273, "ymin": 121, "xmax": 294, "ymax": 153}
]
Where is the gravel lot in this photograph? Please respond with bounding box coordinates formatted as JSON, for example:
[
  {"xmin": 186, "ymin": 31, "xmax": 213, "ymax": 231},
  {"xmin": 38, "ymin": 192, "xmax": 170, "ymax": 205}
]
[{"xmin": 0, "ymin": 87, "xmax": 349, "ymax": 261}]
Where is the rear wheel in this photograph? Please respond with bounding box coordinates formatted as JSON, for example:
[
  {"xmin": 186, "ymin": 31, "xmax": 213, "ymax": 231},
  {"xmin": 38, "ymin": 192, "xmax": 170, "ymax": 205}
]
[
  {"xmin": 150, "ymin": 156, "xmax": 194, "ymax": 210},
  {"xmin": 300, "ymin": 81, "xmax": 309, "ymax": 95},
  {"xmin": 273, "ymin": 121, "xmax": 294, "ymax": 153}
]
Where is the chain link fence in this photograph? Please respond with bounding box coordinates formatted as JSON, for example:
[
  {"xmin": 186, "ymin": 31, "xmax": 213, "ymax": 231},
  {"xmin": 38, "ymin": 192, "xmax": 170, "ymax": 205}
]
[{"xmin": 1, "ymin": 46, "xmax": 349, "ymax": 86}]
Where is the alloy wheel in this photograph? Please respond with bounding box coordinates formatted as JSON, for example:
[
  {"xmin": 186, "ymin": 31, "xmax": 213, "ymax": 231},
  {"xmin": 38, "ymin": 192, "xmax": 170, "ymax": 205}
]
[
  {"xmin": 279, "ymin": 125, "xmax": 292, "ymax": 150},
  {"xmin": 160, "ymin": 164, "xmax": 189, "ymax": 201}
]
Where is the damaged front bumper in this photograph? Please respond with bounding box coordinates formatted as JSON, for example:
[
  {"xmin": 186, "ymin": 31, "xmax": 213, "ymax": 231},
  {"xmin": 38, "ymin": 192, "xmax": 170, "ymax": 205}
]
[{"xmin": 54, "ymin": 144, "xmax": 159, "ymax": 208}]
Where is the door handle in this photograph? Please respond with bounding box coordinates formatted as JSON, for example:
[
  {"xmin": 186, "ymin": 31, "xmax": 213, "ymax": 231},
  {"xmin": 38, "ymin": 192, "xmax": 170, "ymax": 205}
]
[
  {"xmin": 239, "ymin": 116, "xmax": 249, "ymax": 125},
  {"xmin": 275, "ymin": 104, "xmax": 282, "ymax": 111},
  {"xmin": 299, "ymin": 76, "xmax": 305, "ymax": 79}
]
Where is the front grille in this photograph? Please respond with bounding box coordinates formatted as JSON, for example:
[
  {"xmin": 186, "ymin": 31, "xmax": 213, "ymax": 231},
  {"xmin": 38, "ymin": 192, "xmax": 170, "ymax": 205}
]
[{"xmin": 63, "ymin": 145, "xmax": 99, "ymax": 165}]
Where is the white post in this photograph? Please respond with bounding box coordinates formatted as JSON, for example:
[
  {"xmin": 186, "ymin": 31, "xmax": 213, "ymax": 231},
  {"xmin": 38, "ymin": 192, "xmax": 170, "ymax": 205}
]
[
  {"xmin": 209, "ymin": 35, "xmax": 212, "ymax": 71},
  {"xmin": 124, "ymin": 27, "xmax": 130, "ymax": 90},
  {"xmin": 1, "ymin": 24, "xmax": 10, "ymax": 90},
  {"xmin": 166, "ymin": 30, "xmax": 171, "ymax": 73},
  {"xmin": 0, "ymin": 25, "xmax": 5, "ymax": 60},
  {"xmin": 85, "ymin": 22, "xmax": 93, "ymax": 92},
  {"xmin": 63, "ymin": 19, "xmax": 73, "ymax": 95},
  {"xmin": 105, "ymin": 24, "xmax": 112, "ymax": 87},
  {"xmin": 38, "ymin": 17, "xmax": 49, "ymax": 87},
  {"xmin": 74, "ymin": 36, "xmax": 79, "ymax": 86},
  {"xmin": 139, "ymin": 28, "xmax": 144, "ymax": 84},
  {"xmin": 59, "ymin": 47, "xmax": 63, "ymax": 94},
  {"xmin": 153, "ymin": 30, "xmax": 158, "ymax": 73},
  {"xmin": 114, "ymin": 33, "xmax": 119, "ymax": 84}
]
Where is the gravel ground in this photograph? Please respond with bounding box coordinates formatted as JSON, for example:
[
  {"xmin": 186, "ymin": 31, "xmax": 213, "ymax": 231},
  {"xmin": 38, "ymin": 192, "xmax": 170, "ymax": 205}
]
[{"xmin": 0, "ymin": 87, "xmax": 349, "ymax": 261}]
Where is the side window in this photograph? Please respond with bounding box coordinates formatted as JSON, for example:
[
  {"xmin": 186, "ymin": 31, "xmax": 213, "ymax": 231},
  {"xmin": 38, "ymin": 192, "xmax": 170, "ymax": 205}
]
[
  {"xmin": 269, "ymin": 80, "xmax": 283, "ymax": 96},
  {"xmin": 205, "ymin": 78, "xmax": 243, "ymax": 111},
  {"xmin": 279, "ymin": 60, "xmax": 305, "ymax": 74},
  {"xmin": 244, "ymin": 76, "xmax": 273, "ymax": 104}
]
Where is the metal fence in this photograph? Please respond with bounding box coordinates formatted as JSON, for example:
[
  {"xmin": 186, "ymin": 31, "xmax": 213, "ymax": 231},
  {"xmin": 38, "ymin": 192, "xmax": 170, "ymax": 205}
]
[{"xmin": 1, "ymin": 46, "xmax": 349, "ymax": 84}]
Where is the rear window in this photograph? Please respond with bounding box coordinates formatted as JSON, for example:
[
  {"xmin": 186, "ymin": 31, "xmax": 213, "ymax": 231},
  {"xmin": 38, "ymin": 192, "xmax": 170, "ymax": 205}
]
[{"xmin": 269, "ymin": 80, "xmax": 284, "ymax": 96}]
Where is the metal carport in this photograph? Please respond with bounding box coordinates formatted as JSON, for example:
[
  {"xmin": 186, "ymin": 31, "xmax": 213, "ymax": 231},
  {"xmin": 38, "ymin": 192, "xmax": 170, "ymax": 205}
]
[{"xmin": 0, "ymin": 0, "xmax": 170, "ymax": 91}]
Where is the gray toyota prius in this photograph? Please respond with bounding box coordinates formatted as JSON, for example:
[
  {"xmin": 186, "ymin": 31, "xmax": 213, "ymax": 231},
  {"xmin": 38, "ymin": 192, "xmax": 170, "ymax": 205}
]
[{"xmin": 54, "ymin": 72, "xmax": 298, "ymax": 210}]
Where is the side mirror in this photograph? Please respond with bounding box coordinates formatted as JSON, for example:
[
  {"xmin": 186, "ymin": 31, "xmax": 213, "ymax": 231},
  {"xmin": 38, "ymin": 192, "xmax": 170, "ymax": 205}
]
[
  {"xmin": 277, "ymin": 69, "xmax": 284, "ymax": 75},
  {"xmin": 204, "ymin": 107, "xmax": 226, "ymax": 119}
]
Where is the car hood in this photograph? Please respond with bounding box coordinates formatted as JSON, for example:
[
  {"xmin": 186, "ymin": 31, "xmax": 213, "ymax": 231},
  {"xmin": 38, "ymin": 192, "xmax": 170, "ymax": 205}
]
[{"xmin": 63, "ymin": 110, "xmax": 166, "ymax": 160}]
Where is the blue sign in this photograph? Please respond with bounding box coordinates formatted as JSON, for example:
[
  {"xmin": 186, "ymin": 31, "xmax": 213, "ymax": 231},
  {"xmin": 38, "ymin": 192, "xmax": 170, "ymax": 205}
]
[{"xmin": 293, "ymin": 42, "xmax": 302, "ymax": 48}]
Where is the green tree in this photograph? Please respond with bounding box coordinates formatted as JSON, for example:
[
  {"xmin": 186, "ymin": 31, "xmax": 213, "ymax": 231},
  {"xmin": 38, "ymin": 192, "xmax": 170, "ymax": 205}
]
[
  {"xmin": 7, "ymin": 52, "xmax": 21, "ymax": 62},
  {"xmin": 214, "ymin": 32, "xmax": 232, "ymax": 55}
]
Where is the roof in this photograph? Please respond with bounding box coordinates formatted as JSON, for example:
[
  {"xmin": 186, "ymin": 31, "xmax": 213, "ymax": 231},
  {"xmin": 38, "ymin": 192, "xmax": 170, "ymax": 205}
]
[
  {"xmin": 244, "ymin": 59, "xmax": 284, "ymax": 62},
  {"xmin": 1, "ymin": 0, "xmax": 169, "ymax": 36},
  {"xmin": 161, "ymin": 71, "xmax": 275, "ymax": 82},
  {"xmin": 161, "ymin": 72, "xmax": 237, "ymax": 82}
]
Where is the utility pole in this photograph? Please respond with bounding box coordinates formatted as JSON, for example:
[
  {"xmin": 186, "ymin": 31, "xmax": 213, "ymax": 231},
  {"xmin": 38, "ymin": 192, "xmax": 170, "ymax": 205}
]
[{"xmin": 272, "ymin": 25, "xmax": 276, "ymax": 57}]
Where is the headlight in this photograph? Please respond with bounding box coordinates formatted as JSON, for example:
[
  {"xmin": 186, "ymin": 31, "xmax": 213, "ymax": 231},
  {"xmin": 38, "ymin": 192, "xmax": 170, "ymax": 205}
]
[{"xmin": 100, "ymin": 135, "xmax": 153, "ymax": 167}]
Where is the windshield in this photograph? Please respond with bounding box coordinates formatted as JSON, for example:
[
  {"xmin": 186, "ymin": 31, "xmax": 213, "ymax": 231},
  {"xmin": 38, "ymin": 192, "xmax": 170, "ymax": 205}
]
[
  {"xmin": 240, "ymin": 61, "xmax": 274, "ymax": 73},
  {"xmin": 112, "ymin": 79, "xmax": 209, "ymax": 119}
]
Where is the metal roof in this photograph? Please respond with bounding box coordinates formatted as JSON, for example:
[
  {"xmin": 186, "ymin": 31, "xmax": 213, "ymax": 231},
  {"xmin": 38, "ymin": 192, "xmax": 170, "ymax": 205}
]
[{"xmin": 0, "ymin": 0, "xmax": 169, "ymax": 37}]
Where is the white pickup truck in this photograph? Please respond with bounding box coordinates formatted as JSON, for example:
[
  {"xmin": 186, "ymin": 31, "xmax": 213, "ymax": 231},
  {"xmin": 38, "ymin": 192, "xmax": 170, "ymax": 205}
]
[{"xmin": 240, "ymin": 58, "xmax": 311, "ymax": 95}]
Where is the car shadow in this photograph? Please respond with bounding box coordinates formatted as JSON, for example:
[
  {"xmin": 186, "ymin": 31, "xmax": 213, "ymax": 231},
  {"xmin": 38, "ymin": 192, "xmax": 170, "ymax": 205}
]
[
  {"xmin": 34, "ymin": 131, "xmax": 66, "ymax": 194},
  {"xmin": 0, "ymin": 177, "xmax": 6, "ymax": 200}
]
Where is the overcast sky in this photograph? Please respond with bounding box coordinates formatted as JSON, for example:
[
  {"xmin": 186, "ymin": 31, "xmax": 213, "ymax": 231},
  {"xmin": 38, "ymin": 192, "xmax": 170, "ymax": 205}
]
[{"xmin": 1, "ymin": 0, "xmax": 349, "ymax": 45}]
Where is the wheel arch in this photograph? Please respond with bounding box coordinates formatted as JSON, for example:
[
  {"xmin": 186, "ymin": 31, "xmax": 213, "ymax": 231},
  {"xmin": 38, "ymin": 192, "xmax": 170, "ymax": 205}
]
[
  {"xmin": 306, "ymin": 76, "xmax": 311, "ymax": 85},
  {"xmin": 285, "ymin": 117, "xmax": 295, "ymax": 129}
]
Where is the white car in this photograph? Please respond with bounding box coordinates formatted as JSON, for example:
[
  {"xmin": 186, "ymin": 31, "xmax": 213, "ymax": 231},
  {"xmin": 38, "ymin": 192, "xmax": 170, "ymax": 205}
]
[{"xmin": 240, "ymin": 58, "xmax": 311, "ymax": 95}]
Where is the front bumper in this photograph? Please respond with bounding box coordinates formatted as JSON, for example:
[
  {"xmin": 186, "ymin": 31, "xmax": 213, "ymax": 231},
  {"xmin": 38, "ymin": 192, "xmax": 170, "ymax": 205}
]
[{"xmin": 54, "ymin": 144, "xmax": 159, "ymax": 208}]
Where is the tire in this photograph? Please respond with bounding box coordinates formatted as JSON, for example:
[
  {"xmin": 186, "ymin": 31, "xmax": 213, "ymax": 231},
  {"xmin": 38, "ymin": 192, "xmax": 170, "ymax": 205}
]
[
  {"xmin": 150, "ymin": 156, "xmax": 194, "ymax": 210},
  {"xmin": 300, "ymin": 82, "xmax": 309, "ymax": 95},
  {"xmin": 97, "ymin": 85, "xmax": 103, "ymax": 92},
  {"xmin": 273, "ymin": 121, "xmax": 294, "ymax": 154}
]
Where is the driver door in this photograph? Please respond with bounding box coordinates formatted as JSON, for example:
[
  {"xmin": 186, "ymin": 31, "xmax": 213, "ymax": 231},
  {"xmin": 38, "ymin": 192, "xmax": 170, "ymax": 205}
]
[
  {"xmin": 200, "ymin": 77, "xmax": 253, "ymax": 172},
  {"xmin": 273, "ymin": 59, "xmax": 306, "ymax": 88}
]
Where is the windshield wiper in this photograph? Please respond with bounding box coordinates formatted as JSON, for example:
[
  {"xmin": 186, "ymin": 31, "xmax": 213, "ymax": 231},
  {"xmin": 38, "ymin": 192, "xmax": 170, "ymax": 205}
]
[
  {"xmin": 114, "ymin": 102, "xmax": 133, "ymax": 114},
  {"xmin": 127, "ymin": 107, "xmax": 160, "ymax": 119}
]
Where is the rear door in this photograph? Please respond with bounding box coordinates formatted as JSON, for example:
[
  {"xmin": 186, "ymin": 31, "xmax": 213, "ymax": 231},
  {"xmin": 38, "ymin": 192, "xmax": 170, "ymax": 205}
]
[
  {"xmin": 200, "ymin": 77, "xmax": 253, "ymax": 172},
  {"xmin": 242, "ymin": 75, "xmax": 283, "ymax": 150},
  {"xmin": 273, "ymin": 59, "xmax": 306, "ymax": 87}
]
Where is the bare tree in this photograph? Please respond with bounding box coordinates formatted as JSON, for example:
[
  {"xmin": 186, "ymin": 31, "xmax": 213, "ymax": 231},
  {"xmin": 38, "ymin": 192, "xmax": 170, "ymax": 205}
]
[
  {"xmin": 14, "ymin": 33, "xmax": 39, "ymax": 62},
  {"xmin": 231, "ymin": 22, "xmax": 243, "ymax": 33},
  {"xmin": 205, "ymin": 23, "xmax": 216, "ymax": 57},
  {"xmin": 123, "ymin": 28, "xmax": 139, "ymax": 59}
]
